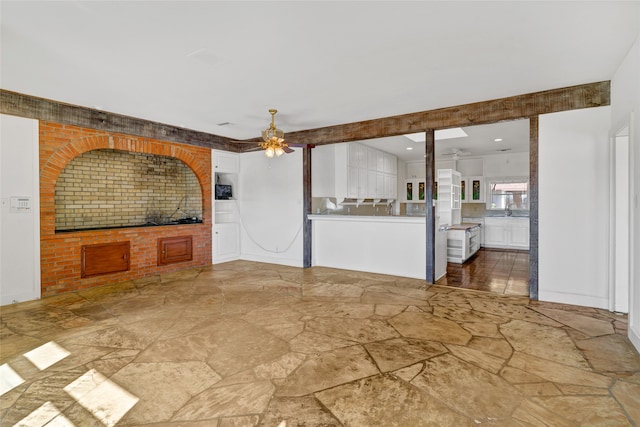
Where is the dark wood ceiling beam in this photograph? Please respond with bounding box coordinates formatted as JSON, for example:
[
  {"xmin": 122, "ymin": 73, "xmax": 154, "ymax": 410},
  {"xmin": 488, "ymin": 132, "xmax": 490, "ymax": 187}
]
[
  {"xmin": 0, "ymin": 89, "xmax": 241, "ymax": 152},
  {"xmin": 279, "ymin": 81, "xmax": 610, "ymax": 146},
  {"xmin": 3, "ymin": 80, "xmax": 609, "ymax": 152}
]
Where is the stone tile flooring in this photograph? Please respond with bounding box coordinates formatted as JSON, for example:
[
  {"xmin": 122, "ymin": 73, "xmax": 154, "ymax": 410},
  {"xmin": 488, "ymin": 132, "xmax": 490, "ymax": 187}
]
[
  {"xmin": 437, "ymin": 249, "xmax": 530, "ymax": 296},
  {"xmin": 1, "ymin": 260, "xmax": 639, "ymax": 426}
]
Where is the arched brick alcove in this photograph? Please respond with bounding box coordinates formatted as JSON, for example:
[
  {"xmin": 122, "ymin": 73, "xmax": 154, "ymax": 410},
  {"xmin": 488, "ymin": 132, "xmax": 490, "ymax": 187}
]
[{"xmin": 39, "ymin": 122, "xmax": 212, "ymax": 297}]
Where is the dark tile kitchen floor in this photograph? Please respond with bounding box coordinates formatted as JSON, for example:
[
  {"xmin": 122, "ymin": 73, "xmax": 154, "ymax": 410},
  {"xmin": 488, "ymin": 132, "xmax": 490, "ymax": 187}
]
[{"xmin": 437, "ymin": 248, "xmax": 530, "ymax": 296}]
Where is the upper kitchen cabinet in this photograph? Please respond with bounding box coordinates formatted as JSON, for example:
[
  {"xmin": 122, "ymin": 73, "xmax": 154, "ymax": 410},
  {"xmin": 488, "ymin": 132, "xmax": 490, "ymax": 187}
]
[
  {"xmin": 212, "ymin": 150, "xmax": 239, "ymax": 174},
  {"xmin": 315, "ymin": 142, "xmax": 397, "ymax": 201},
  {"xmin": 461, "ymin": 176, "xmax": 485, "ymax": 203},
  {"xmin": 383, "ymin": 152, "xmax": 397, "ymax": 175},
  {"xmin": 404, "ymin": 178, "xmax": 426, "ymax": 202}
]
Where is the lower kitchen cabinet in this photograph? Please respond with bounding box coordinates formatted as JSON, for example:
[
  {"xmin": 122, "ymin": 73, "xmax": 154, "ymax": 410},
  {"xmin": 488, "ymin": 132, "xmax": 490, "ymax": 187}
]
[
  {"xmin": 446, "ymin": 225, "xmax": 480, "ymax": 263},
  {"xmin": 483, "ymin": 217, "xmax": 529, "ymax": 250},
  {"xmin": 213, "ymin": 223, "xmax": 240, "ymax": 263}
]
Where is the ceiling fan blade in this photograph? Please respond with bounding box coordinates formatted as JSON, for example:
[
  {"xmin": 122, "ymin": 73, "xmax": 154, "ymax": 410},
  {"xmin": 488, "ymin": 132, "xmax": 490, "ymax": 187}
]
[
  {"xmin": 243, "ymin": 146, "xmax": 263, "ymax": 152},
  {"xmin": 283, "ymin": 146, "xmax": 295, "ymax": 153},
  {"xmin": 288, "ymin": 143, "xmax": 316, "ymax": 148}
]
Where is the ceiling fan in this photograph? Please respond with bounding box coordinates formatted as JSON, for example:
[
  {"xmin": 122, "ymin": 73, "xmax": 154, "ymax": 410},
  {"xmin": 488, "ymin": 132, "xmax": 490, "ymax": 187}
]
[
  {"xmin": 440, "ymin": 148, "xmax": 471, "ymax": 160},
  {"xmin": 233, "ymin": 109, "xmax": 311, "ymax": 157}
]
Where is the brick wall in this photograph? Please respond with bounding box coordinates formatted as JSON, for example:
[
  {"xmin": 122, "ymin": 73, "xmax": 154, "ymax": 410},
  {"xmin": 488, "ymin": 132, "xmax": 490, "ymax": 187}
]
[
  {"xmin": 40, "ymin": 122, "xmax": 212, "ymax": 297},
  {"xmin": 55, "ymin": 149, "xmax": 202, "ymax": 231}
]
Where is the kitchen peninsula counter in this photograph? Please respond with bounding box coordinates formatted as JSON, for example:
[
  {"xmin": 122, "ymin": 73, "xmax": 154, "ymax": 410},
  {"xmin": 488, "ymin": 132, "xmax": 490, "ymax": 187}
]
[{"xmin": 308, "ymin": 214, "xmax": 429, "ymax": 280}]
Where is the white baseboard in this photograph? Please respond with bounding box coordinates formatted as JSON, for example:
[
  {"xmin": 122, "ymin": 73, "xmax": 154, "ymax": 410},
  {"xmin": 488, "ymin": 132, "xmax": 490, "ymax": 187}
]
[
  {"xmin": 629, "ymin": 326, "xmax": 640, "ymax": 354},
  {"xmin": 240, "ymin": 253, "xmax": 303, "ymax": 268},
  {"xmin": 538, "ymin": 290, "xmax": 609, "ymax": 310}
]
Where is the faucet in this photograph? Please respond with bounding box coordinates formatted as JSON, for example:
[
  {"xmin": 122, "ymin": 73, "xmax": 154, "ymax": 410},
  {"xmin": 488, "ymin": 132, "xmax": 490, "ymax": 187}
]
[{"xmin": 505, "ymin": 204, "xmax": 512, "ymax": 217}]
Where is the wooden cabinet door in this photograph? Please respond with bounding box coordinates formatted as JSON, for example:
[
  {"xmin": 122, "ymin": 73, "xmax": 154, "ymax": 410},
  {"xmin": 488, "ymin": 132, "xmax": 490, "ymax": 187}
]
[
  {"xmin": 158, "ymin": 235, "xmax": 193, "ymax": 266},
  {"xmin": 82, "ymin": 241, "xmax": 130, "ymax": 278}
]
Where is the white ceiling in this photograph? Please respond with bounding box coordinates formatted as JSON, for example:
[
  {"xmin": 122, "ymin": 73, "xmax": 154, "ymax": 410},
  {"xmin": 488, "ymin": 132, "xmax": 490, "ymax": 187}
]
[
  {"xmin": 359, "ymin": 119, "xmax": 531, "ymax": 162},
  {"xmin": 1, "ymin": 1, "xmax": 638, "ymax": 159}
]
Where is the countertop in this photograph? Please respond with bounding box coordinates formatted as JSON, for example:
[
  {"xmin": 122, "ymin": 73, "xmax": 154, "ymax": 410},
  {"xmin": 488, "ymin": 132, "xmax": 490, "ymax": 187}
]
[
  {"xmin": 307, "ymin": 214, "xmax": 426, "ymax": 224},
  {"xmin": 447, "ymin": 222, "xmax": 482, "ymax": 230}
]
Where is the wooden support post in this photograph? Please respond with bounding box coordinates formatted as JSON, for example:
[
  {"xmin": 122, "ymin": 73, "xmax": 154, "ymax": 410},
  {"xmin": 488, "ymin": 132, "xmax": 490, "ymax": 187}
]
[
  {"xmin": 529, "ymin": 116, "xmax": 539, "ymax": 299},
  {"xmin": 425, "ymin": 129, "xmax": 436, "ymax": 283},
  {"xmin": 303, "ymin": 146, "xmax": 312, "ymax": 268}
]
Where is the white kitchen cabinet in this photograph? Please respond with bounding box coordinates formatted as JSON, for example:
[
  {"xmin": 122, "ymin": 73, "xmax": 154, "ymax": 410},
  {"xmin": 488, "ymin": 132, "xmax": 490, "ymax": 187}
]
[
  {"xmin": 437, "ymin": 169, "xmax": 461, "ymax": 226},
  {"xmin": 404, "ymin": 178, "xmax": 426, "ymax": 202},
  {"xmin": 384, "ymin": 174, "xmax": 396, "ymax": 199},
  {"xmin": 212, "ymin": 150, "xmax": 239, "ymax": 173},
  {"xmin": 447, "ymin": 225, "xmax": 480, "ymax": 263},
  {"xmin": 349, "ymin": 143, "xmax": 368, "ymax": 168},
  {"xmin": 315, "ymin": 143, "xmax": 397, "ymax": 201},
  {"xmin": 347, "ymin": 165, "xmax": 368, "ymax": 198},
  {"xmin": 368, "ymin": 148, "xmax": 384, "ymax": 171},
  {"xmin": 213, "ymin": 222, "xmax": 240, "ymax": 263},
  {"xmin": 462, "ymin": 176, "xmax": 485, "ymax": 203},
  {"xmin": 383, "ymin": 152, "xmax": 397, "ymax": 174},
  {"xmin": 483, "ymin": 217, "xmax": 529, "ymax": 250},
  {"xmin": 509, "ymin": 219, "xmax": 530, "ymax": 249},
  {"xmin": 484, "ymin": 220, "xmax": 507, "ymax": 247}
]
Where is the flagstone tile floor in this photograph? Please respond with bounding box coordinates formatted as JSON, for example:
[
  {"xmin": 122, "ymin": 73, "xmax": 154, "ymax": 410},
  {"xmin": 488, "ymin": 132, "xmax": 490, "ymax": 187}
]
[{"xmin": 1, "ymin": 260, "xmax": 639, "ymax": 426}]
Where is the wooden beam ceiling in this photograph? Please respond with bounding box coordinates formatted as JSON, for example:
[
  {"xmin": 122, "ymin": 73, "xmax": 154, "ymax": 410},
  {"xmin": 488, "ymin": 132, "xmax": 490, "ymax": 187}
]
[
  {"xmin": 273, "ymin": 80, "xmax": 610, "ymax": 147},
  {"xmin": 0, "ymin": 90, "xmax": 241, "ymax": 152},
  {"xmin": 2, "ymin": 80, "xmax": 609, "ymax": 152}
]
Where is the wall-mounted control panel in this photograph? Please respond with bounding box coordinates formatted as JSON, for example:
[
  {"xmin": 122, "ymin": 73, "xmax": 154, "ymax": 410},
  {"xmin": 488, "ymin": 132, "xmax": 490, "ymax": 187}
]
[{"xmin": 9, "ymin": 196, "xmax": 32, "ymax": 213}]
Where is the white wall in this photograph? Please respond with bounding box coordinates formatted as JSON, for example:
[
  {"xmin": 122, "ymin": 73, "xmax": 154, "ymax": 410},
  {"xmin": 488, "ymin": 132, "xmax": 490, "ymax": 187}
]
[
  {"xmin": 237, "ymin": 150, "xmax": 304, "ymax": 267},
  {"xmin": 539, "ymin": 107, "xmax": 611, "ymax": 309},
  {"xmin": 611, "ymin": 33, "xmax": 640, "ymax": 352},
  {"xmin": 483, "ymin": 152, "xmax": 529, "ymax": 178},
  {"xmin": 0, "ymin": 114, "xmax": 40, "ymax": 305}
]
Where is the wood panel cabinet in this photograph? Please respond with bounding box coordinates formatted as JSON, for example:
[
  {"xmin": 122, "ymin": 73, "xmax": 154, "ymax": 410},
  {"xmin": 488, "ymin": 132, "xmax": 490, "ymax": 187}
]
[
  {"xmin": 158, "ymin": 235, "xmax": 192, "ymax": 266},
  {"xmin": 81, "ymin": 241, "xmax": 130, "ymax": 278}
]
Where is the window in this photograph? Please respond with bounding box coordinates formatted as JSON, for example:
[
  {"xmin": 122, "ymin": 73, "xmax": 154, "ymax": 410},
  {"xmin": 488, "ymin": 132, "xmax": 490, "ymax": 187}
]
[{"xmin": 487, "ymin": 178, "xmax": 529, "ymax": 210}]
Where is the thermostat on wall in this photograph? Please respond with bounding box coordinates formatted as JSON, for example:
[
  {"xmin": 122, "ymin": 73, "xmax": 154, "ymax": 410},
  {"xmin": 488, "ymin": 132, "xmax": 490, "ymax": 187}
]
[{"xmin": 10, "ymin": 196, "xmax": 31, "ymax": 213}]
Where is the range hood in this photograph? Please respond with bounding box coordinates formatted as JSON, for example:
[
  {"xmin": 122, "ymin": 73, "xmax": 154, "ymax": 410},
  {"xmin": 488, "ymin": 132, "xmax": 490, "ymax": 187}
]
[{"xmin": 339, "ymin": 198, "xmax": 395, "ymax": 207}]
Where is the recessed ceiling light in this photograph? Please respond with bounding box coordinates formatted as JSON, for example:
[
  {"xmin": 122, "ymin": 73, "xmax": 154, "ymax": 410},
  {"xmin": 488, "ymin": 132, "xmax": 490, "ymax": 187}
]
[
  {"xmin": 494, "ymin": 138, "xmax": 503, "ymax": 142},
  {"xmin": 496, "ymin": 148, "xmax": 511, "ymax": 152},
  {"xmin": 406, "ymin": 147, "xmax": 413, "ymax": 150},
  {"xmin": 405, "ymin": 128, "xmax": 468, "ymax": 143}
]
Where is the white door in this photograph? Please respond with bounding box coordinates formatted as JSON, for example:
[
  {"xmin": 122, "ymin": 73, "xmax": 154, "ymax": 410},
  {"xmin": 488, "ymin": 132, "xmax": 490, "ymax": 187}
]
[{"xmin": 611, "ymin": 126, "xmax": 631, "ymax": 313}]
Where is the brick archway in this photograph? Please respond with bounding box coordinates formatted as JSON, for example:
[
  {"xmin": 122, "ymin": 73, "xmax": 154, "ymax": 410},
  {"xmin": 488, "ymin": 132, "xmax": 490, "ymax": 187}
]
[{"xmin": 39, "ymin": 122, "xmax": 212, "ymax": 296}]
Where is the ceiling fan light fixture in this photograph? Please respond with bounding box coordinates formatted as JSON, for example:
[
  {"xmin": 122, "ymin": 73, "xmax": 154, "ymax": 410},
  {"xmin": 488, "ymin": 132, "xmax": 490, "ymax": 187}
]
[
  {"xmin": 265, "ymin": 146, "xmax": 275, "ymax": 158},
  {"xmin": 259, "ymin": 109, "xmax": 289, "ymax": 158}
]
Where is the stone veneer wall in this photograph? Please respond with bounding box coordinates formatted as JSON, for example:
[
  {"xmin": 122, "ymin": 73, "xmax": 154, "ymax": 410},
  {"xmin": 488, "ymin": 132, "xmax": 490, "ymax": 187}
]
[
  {"xmin": 40, "ymin": 122, "xmax": 212, "ymax": 297},
  {"xmin": 55, "ymin": 149, "xmax": 202, "ymax": 231}
]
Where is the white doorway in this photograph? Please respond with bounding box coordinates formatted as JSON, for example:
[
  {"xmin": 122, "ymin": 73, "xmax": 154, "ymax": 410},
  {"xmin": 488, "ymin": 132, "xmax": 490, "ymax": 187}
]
[{"xmin": 610, "ymin": 125, "xmax": 631, "ymax": 313}]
